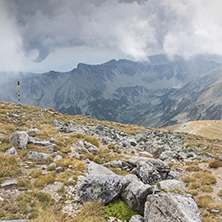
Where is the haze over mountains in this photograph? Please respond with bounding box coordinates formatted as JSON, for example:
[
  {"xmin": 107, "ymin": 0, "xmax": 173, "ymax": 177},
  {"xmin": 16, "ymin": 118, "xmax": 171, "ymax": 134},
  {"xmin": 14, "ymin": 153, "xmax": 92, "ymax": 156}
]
[{"xmin": 1, "ymin": 54, "xmax": 222, "ymax": 127}]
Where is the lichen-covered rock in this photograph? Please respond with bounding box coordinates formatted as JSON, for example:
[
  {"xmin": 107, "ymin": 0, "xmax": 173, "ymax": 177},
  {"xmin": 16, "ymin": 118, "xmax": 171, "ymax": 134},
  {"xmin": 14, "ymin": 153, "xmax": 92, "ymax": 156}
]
[
  {"xmin": 9, "ymin": 131, "xmax": 29, "ymax": 150},
  {"xmin": 104, "ymin": 160, "xmax": 122, "ymax": 168},
  {"xmin": 144, "ymin": 193, "xmax": 201, "ymax": 222},
  {"xmin": 88, "ymin": 162, "xmax": 115, "ymax": 175},
  {"xmin": 27, "ymin": 151, "xmax": 50, "ymax": 160},
  {"xmin": 78, "ymin": 175, "xmax": 129, "ymax": 205},
  {"xmin": 158, "ymin": 179, "xmax": 187, "ymax": 192},
  {"xmin": 129, "ymin": 215, "xmax": 144, "ymax": 222},
  {"xmin": 121, "ymin": 174, "xmax": 153, "ymax": 214},
  {"xmin": 28, "ymin": 136, "xmax": 51, "ymax": 146},
  {"xmin": 26, "ymin": 128, "xmax": 40, "ymax": 134},
  {"xmin": 84, "ymin": 141, "xmax": 100, "ymax": 152},
  {"xmin": 4, "ymin": 147, "xmax": 18, "ymax": 156}
]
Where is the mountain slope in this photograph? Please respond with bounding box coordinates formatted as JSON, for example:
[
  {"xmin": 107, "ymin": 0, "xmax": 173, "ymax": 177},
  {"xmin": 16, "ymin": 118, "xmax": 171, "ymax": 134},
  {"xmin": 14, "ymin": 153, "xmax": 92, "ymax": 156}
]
[{"xmin": 1, "ymin": 54, "xmax": 222, "ymax": 127}]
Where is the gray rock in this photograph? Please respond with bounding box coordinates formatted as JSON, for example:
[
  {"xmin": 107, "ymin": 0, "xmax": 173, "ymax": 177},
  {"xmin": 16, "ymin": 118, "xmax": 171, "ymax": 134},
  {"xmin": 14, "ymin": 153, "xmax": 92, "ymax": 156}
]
[
  {"xmin": 1, "ymin": 179, "xmax": 18, "ymax": 187},
  {"xmin": 51, "ymin": 119, "xmax": 62, "ymax": 127},
  {"xmin": 144, "ymin": 193, "xmax": 201, "ymax": 222},
  {"xmin": 4, "ymin": 147, "xmax": 18, "ymax": 156},
  {"xmin": 26, "ymin": 128, "xmax": 40, "ymax": 134},
  {"xmin": 28, "ymin": 136, "xmax": 51, "ymax": 146},
  {"xmin": 9, "ymin": 131, "xmax": 29, "ymax": 150},
  {"xmin": 50, "ymin": 137, "xmax": 57, "ymax": 143},
  {"xmin": 159, "ymin": 151, "xmax": 177, "ymax": 161},
  {"xmin": 129, "ymin": 215, "xmax": 144, "ymax": 222},
  {"xmin": 167, "ymin": 170, "xmax": 182, "ymax": 180},
  {"xmin": 104, "ymin": 160, "xmax": 122, "ymax": 168},
  {"xmin": 88, "ymin": 162, "xmax": 115, "ymax": 175},
  {"xmin": 78, "ymin": 174, "xmax": 129, "ymax": 205},
  {"xmin": 139, "ymin": 151, "xmax": 153, "ymax": 157},
  {"xmin": 45, "ymin": 145, "xmax": 55, "ymax": 152},
  {"xmin": 54, "ymin": 155, "xmax": 63, "ymax": 161},
  {"xmin": 122, "ymin": 174, "xmax": 153, "ymax": 214},
  {"xmin": 158, "ymin": 179, "xmax": 187, "ymax": 192},
  {"xmin": 84, "ymin": 141, "xmax": 100, "ymax": 152},
  {"xmin": 55, "ymin": 166, "xmax": 64, "ymax": 173},
  {"xmin": 27, "ymin": 151, "xmax": 50, "ymax": 160}
]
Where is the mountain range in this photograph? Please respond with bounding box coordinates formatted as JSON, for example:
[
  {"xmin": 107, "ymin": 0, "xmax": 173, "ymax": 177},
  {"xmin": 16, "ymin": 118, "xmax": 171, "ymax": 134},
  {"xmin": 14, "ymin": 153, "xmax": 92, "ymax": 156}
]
[{"xmin": 1, "ymin": 54, "xmax": 222, "ymax": 127}]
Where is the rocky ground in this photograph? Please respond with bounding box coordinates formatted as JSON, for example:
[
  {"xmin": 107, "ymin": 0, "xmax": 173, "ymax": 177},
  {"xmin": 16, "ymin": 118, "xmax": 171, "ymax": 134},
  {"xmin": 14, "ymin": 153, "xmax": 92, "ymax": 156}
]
[{"xmin": 0, "ymin": 101, "xmax": 221, "ymax": 222}]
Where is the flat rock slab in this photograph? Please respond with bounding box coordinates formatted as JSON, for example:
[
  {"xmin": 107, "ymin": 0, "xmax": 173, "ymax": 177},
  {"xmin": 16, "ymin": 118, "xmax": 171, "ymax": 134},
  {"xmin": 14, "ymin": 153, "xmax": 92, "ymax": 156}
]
[
  {"xmin": 144, "ymin": 193, "xmax": 201, "ymax": 222},
  {"xmin": 88, "ymin": 162, "xmax": 116, "ymax": 175},
  {"xmin": 158, "ymin": 179, "xmax": 187, "ymax": 192},
  {"xmin": 1, "ymin": 179, "xmax": 18, "ymax": 187}
]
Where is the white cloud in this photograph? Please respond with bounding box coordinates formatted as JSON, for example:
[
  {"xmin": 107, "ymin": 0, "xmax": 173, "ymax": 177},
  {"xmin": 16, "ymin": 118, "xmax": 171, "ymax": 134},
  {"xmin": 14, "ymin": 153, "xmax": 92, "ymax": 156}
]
[{"xmin": 2, "ymin": 0, "xmax": 222, "ymax": 72}]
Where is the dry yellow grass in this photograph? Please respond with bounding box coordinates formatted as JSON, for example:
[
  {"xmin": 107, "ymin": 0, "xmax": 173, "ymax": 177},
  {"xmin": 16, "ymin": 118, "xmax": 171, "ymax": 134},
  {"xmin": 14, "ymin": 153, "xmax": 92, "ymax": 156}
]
[{"xmin": 163, "ymin": 120, "xmax": 222, "ymax": 140}]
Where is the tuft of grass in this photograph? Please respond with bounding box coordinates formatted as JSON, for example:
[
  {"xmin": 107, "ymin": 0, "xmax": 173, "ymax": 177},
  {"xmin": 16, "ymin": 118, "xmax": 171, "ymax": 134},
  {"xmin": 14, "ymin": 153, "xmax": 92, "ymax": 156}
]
[
  {"xmin": 103, "ymin": 200, "xmax": 139, "ymax": 222},
  {"xmin": 72, "ymin": 202, "xmax": 106, "ymax": 222},
  {"xmin": 34, "ymin": 173, "xmax": 55, "ymax": 188},
  {"xmin": 17, "ymin": 179, "xmax": 32, "ymax": 191},
  {"xmin": 201, "ymin": 174, "xmax": 217, "ymax": 185},
  {"xmin": 72, "ymin": 160, "xmax": 86, "ymax": 171},
  {"xmin": 108, "ymin": 167, "xmax": 128, "ymax": 176},
  {"xmin": 195, "ymin": 194, "xmax": 213, "ymax": 208},
  {"xmin": 189, "ymin": 182, "xmax": 201, "ymax": 189},
  {"xmin": 188, "ymin": 190, "xmax": 199, "ymax": 196},
  {"xmin": 30, "ymin": 208, "xmax": 60, "ymax": 222},
  {"xmin": 217, "ymin": 190, "xmax": 222, "ymax": 197},
  {"xmin": 201, "ymin": 185, "xmax": 213, "ymax": 193},
  {"xmin": 185, "ymin": 165, "xmax": 201, "ymax": 172},
  {"xmin": 84, "ymin": 136, "xmax": 99, "ymax": 148},
  {"xmin": 0, "ymin": 153, "xmax": 21, "ymax": 177},
  {"xmin": 208, "ymin": 160, "xmax": 222, "ymax": 168},
  {"xmin": 182, "ymin": 176, "xmax": 196, "ymax": 183},
  {"xmin": 30, "ymin": 169, "xmax": 42, "ymax": 178}
]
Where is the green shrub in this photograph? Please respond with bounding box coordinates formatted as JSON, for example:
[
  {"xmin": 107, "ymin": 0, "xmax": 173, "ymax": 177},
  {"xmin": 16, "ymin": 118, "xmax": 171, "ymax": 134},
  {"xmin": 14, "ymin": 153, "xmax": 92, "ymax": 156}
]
[{"xmin": 103, "ymin": 200, "xmax": 139, "ymax": 222}]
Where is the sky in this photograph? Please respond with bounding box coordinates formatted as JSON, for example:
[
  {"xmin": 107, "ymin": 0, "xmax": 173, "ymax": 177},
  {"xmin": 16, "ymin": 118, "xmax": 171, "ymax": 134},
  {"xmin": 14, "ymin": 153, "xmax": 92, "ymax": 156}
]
[{"xmin": 1, "ymin": 0, "xmax": 222, "ymax": 73}]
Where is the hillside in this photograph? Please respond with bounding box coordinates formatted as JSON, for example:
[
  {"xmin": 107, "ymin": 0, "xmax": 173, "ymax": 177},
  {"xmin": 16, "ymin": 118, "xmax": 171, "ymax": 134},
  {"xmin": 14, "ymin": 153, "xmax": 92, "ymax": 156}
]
[
  {"xmin": 0, "ymin": 102, "xmax": 221, "ymax": 222},
  {"xmin": 163, "ymin": 120, "xmax": 222, "ymax": 140},
  {"xmin": 1, "ymin": 54, "xmax": 222, "ymax": 128}
]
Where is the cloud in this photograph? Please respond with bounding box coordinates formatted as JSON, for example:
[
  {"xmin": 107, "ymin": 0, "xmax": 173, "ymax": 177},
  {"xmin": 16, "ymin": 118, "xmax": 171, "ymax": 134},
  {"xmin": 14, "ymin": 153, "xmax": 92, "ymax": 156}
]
[{"xmin": 2, "ymin": 0, "xmax": 222, "ymax": 72}]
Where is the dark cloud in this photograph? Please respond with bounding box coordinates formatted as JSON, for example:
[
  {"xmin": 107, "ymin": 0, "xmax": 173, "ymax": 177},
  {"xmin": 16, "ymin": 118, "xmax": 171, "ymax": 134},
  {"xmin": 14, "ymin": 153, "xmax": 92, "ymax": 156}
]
[{"xmin": 1, "ymin": 0, "xmax": 222, "ymax": 72}]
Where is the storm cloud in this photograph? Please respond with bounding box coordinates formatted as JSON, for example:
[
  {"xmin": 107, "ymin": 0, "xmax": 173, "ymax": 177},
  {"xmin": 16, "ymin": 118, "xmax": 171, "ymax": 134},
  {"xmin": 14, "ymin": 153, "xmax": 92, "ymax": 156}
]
[{"xmin": 1, "ymin": 0, "xmax": 222, "ymax": 72}]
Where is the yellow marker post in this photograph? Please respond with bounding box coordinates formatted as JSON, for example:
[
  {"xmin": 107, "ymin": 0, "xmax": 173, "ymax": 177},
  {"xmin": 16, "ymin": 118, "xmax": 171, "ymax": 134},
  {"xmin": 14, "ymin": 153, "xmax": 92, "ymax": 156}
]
[{"xmin": 17, "ymin": 81, "xmax": 20, "ymax": 104}]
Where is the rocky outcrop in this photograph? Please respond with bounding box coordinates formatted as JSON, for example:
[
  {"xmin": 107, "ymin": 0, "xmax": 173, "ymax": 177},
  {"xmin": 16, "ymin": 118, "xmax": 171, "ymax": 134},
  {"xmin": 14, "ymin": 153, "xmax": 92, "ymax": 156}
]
[
  {"xmin": 144, "ymin": 193, "xmax": 201, "ymax": 222},
  {"xmin": 129, "ymin": 215, "xmax": 144, "ymax": 222},
  {"xmin": 87, "ymin": 162, "xmax": 115, "ymax": 175},
  {"xmin": 9, "ymin": 131, "xmax": 29, "ymax": 150}
]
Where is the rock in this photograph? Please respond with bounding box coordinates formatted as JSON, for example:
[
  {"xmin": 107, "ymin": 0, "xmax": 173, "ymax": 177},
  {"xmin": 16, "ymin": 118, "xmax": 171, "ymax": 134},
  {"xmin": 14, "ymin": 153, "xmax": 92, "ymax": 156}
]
[
  {"xmin": 45, "ymin": 145, "xmax": 55, "ymax": 152},
  {"xmin": 88, "ymin": 162, "xmax": 116, "ymax": 175},
  {"xmin": 158, "ymin": 179, "xmax": 187, "ymax": 192},
  {"xmin": 84, "ymin": 141, "xmax": 100, "ymax": 152},
  {"xmin": 0, "ymin": 196, "xmax": 3, "ymax": 201},
  {"xmin": 121, "ymin": 174, "xmax": 153, "ymax": 214},
  {"xmin": 78, "ymin": 175, "xmax": 129, "ymax": 205},
  {"xmin": 167, "ymin": 170, "xmax": 182, "ymax": 180},
  {"xmin": 139, "ymin": 151, "xmax": 153, "ymax": 157},
  {"xmin": 134, "ymin": 159, "xmax": 162, "ymax": 185},
  {"xmin": 1, "ymin": 179, "xmax": 18, "ymax": 187},
  {"xmin": 104, "ymin": 160, "xmax": 123, "ymax": 168},
  {"xmin": 144, "ymin": 193, "xmax": 201, "ymax": 222},
  {"xmin": 9, "ymin": 131, "xmax": 29, "ymax": 150},
  {"xmin": 50, "ymin": 137, "xmax": 57, "ymax": 143},
  {"xmin": 159, "ymin": 151, "xmax": 177, "ymax": 161},
  {"xmin": 51, "ymin": 119, "xmax": 62, "ymax": 127},
  {"xmin": 55, "ymin": 166, "xmax": 64, "ymax": 173},
  {"xmin": 4, "ymin": 147, "xmax": 18, "ymax": 156},
  {"xmin": 129, "ymin": 215, "xmax": 144, "ymax": 222},
  {"xmin": 54, "ymin": 155, "xmax": 63, "ymax": 161},
  {"xmin": 27, "ymin": 151, "xmax": 50, "ymax": 160},
  {"xmin": 28, "ymin": 136, "xmax": 51, "ymax": 146},
  {"xmin": 26, "ymin": 128, "xmax": 40, "ymax": 134}
]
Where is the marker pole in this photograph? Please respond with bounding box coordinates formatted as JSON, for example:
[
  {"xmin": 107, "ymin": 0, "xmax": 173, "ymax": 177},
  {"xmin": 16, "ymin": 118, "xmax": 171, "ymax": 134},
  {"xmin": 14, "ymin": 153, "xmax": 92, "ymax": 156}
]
[{"xmin": 17, "ymin": 81, "xmax": 20, "ymax": 104}]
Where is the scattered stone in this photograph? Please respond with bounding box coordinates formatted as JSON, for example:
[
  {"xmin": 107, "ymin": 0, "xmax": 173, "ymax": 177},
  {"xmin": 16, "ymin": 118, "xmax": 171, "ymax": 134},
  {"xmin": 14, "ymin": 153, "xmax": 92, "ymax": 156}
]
[
  {"xmin": 54, "ymin": 155, "xmax": 63, "ymax": 161},
  {"xmin": 139, "ymin": 151, "xmax": 153, "ymax": 157},
  {"xmin": 50, "ymin": 137, "xmax": 57, "ymax": 143},
  {"xmin": 84, "ymin": 141, "xmax": 100, "ymax": 152},
  {"xmin": 4, "ymin": 147, "xmax": 18, "ymax": 156},
  {"xmin": 28, "ymin": 136, "xmax": 51, "ymax": 146},
  {"xmin": 104, "ymin": 160, "xmax": 123, "ymax": 168},
  {"xmin": 45, "ymin": 145, "xmax": 55, "ymax": 152},
  {"xmin": 144, "ymin": 193, "xmax": 201, "ymax": 222},
  {"xmin": 0, "ymin": 196, "xmax": 4, "ymax": 201},
  {"xmin": 9, "ymin": 131, "xmax": 29, "ymax": 150},
  {"xmin": 27, "ymin": 151, "xmax": 50, "ymax": 160},
  {"xmin": 55, "ymin": 167, "xmax": 64, "ymax": 173},
  {"xmin": 1, "ymin": 179, "xmax": 18, "ymax": 187},
  {"xmin": 26, "ymin": 128, "xmax": 40, "ymax": 134},
  {"xmin": 158, "ymin": 179, "xmax": 187, "ymax": 192}
]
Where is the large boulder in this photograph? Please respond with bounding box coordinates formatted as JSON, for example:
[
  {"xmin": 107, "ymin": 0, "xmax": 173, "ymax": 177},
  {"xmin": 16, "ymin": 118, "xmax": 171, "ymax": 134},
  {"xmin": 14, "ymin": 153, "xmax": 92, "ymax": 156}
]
[
  {"xmin": 87, "ymin": 162, "xmax": 116, "ymax": 175},
  {"xmin": 144, "ymin": 193, "xmax": 201, "ymax": 222},
  {"xmin": 78, "ymin": 175, "xmax": 129, "ymax": 205},
  {"xmin": 121, "ymin": 174, "xmax": 153, "ymax": 214},
  {"xmin": 158, "ymin": 179, "xmax": 187, "ymax": 192},
  {"xmin": 9, "ymin": 131, "xmax": 29, "ymax": 150}
]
